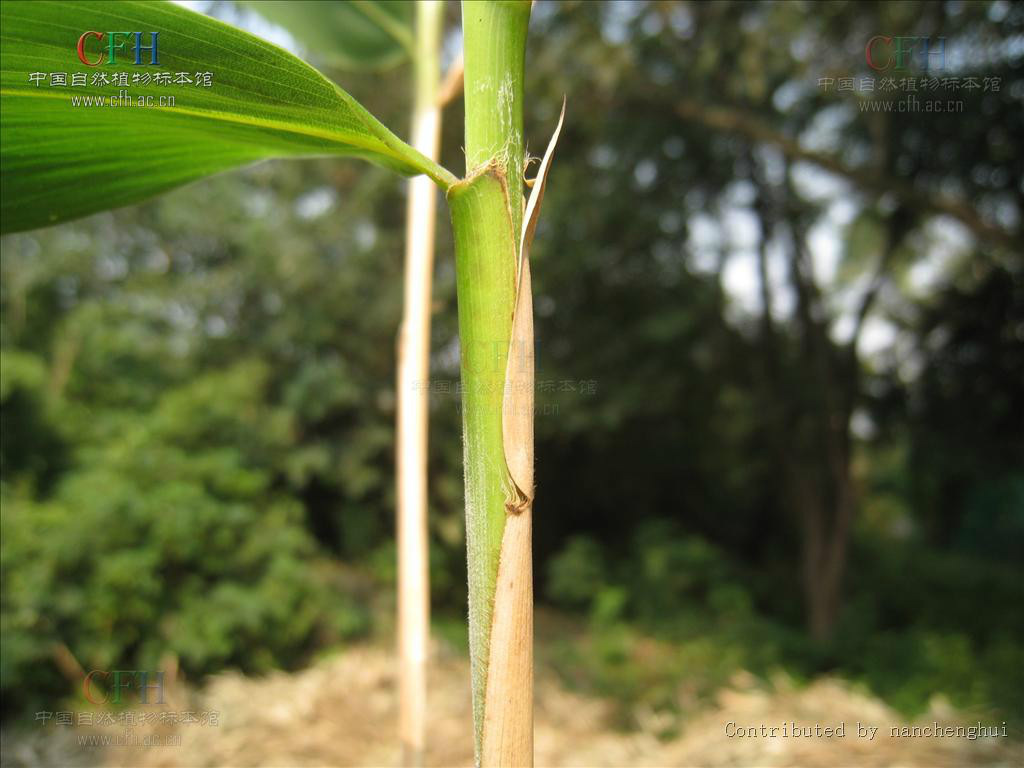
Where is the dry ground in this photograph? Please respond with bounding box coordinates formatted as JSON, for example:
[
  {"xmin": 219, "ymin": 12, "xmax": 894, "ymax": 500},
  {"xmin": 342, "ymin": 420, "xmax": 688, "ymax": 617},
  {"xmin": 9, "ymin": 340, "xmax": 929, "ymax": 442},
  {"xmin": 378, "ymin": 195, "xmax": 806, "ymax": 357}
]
[{"xmin": 2, "ymin": 644, "xmax": 1019, "ymax": 767}]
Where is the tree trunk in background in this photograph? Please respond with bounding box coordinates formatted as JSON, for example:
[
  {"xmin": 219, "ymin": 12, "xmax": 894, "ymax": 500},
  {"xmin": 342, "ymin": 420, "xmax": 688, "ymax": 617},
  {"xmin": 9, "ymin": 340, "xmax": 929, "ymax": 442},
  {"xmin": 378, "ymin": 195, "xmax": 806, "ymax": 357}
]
[
  {"xmin": 793, "ymin": 213, "xmax": 905, "ymax": 643},
  {"xmin": 396, "ymin": 2, "xmax": 443, "ymax": 766},
  {"xmin": 751, "ymin": 171, "xmax": 866, "ymax": 645},
  {"xmin": 794, "ymin": 468, "xmax": 854, "ymax": 643}
]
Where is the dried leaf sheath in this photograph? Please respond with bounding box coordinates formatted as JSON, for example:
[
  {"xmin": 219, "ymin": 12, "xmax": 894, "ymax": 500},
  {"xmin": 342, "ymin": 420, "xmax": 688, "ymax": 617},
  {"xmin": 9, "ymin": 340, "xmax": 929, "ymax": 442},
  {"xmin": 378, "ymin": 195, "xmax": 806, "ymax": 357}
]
[
  {"xmin": 482, "ymin": 102, "xmax": 564, "ymax": 766},
  {"xmin": 483, "ymin": 249, "xmax": 535, "ymax": 766}
]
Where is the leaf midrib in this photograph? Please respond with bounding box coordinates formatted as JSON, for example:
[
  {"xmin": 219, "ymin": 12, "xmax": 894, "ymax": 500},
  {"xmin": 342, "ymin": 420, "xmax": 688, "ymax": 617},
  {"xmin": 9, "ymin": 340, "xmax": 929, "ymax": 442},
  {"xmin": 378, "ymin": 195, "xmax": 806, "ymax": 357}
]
[{"xmin": 0, "ymin": 88, "xmax": 391, "ymax": 159}]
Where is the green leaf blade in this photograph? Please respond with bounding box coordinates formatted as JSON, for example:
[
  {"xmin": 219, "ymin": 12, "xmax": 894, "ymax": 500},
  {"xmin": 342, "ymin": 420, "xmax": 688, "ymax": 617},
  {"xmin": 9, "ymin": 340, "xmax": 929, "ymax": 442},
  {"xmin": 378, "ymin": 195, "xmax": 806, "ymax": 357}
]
[{"xmin": 0, "ymin": 0, "xmax": 450, "ymax": 234}]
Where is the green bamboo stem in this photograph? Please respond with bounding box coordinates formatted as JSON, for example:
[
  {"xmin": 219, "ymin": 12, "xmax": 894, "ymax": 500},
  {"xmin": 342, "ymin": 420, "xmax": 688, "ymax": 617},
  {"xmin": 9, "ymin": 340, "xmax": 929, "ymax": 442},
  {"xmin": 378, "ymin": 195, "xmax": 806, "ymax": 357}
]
[
  {"xmin": 462, "ymin": 1, "xmax": 528, "ymax": 237},
  {"xmin": 450, "ymin": 2, "xmax": 533, "ymax": 765}
]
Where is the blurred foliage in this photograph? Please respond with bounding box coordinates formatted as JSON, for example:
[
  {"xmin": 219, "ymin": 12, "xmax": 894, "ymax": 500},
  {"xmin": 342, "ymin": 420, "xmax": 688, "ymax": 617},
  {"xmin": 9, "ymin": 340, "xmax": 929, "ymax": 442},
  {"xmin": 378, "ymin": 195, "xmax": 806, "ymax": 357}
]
[
  {"xmin": 238, "ymin": 1, "xmax": 414, "ymax": 72},
  {"xmin": 2, "ymin": 0, "xmax": 1023, "ymax": 730},
  {"xmin": 544, "ymin": 523, "xmax": 1024, "ymax": 726},
  {"xmin": 0, "ymin": 353, "xmax": 373, "ymax": 716}
]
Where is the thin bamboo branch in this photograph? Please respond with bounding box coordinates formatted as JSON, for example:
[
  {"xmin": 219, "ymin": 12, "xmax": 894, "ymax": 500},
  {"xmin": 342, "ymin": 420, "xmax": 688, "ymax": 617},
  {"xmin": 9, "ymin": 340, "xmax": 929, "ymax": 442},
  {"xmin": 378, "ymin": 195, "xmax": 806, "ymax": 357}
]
[
  {"xmin": 438, "ymin": 54, "xmax": 464, "ymax": 108},
  {"xmin": 396, "ymin": 3, "xmax": 444, "ymax": 766}
]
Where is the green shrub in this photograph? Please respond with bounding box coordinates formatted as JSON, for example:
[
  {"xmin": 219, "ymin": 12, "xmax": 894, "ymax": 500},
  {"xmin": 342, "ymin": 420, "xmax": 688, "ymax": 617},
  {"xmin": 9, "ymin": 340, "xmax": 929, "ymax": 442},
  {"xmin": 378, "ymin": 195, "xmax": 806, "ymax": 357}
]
[
  {"xmin": 543, "ymin": 524, "xmax": 1024, "ymax": 726},
  {"xmin": 546, "ymin": 535, "xmax": 606, "ymax": 608},
  {"xmin": 0, "ymin": 362, "xmax": 369, "ymax": 718}
]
